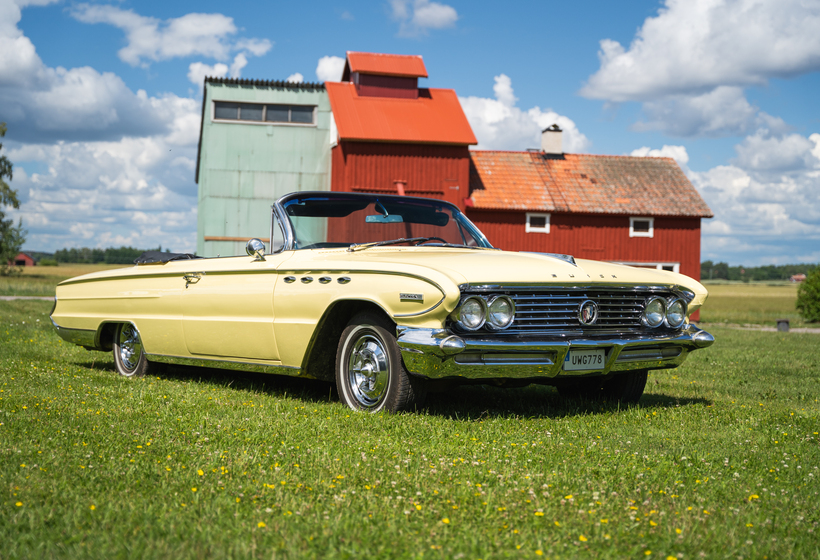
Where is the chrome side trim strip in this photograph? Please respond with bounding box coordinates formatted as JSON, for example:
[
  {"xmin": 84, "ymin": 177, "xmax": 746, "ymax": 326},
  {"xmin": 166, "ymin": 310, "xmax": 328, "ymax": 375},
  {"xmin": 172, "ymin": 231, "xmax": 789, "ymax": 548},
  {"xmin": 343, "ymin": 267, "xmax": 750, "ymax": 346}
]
[{"xmin": 146, "ymin": 354, "xmax": 304, "ymax": 377}]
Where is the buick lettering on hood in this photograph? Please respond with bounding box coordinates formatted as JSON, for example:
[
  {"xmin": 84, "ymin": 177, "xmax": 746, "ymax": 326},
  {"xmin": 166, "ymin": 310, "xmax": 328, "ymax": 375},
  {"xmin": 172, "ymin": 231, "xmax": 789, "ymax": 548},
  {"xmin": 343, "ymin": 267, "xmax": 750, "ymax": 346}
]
[{"xmin": 51, "ymin": 192, "xmax": 714, "ymax": 412}]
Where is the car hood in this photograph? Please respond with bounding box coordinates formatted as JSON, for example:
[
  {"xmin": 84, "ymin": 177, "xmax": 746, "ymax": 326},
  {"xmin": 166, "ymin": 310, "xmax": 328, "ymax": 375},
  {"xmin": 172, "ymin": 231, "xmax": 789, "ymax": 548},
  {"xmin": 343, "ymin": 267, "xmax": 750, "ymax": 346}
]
[{"xmin": 304, "ymin": 247, "xmax": 706, "ymax": 298}]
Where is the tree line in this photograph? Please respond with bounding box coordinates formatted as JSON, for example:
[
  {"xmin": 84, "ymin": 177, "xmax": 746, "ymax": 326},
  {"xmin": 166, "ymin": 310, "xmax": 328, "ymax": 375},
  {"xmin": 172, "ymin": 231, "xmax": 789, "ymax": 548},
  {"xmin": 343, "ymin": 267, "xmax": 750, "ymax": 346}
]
[
  {"xmin": 701, "ymin": 261, "xmax": 818, "ymax": 282},
  {"xmin": 53, "ymin": 246, "xmax": 161, "ymax": 265}
]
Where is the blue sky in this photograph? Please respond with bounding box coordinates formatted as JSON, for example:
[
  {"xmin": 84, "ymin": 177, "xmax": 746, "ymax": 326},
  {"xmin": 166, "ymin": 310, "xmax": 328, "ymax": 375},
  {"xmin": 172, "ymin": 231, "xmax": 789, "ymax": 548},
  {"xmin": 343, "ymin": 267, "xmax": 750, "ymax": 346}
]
[{"xmin": 2, "ymin": 0, "xmax": 819, "ymax": 266}]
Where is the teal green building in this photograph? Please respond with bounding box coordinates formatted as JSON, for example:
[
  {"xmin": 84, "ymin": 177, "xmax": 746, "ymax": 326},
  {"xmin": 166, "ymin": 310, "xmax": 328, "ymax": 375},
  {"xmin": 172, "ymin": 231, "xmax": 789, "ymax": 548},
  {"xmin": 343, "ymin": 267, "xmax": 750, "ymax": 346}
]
[{"xmin": 194, "ymin": 78, "xmax": 332, "ymax": 257}]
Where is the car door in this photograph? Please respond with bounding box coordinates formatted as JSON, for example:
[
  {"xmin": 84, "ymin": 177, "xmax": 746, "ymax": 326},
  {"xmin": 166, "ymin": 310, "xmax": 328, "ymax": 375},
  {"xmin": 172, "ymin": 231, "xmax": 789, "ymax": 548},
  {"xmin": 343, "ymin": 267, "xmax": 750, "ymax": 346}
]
[{"xmin": 180, "ymin": 251, "xmax": 293, "ymax": 361}]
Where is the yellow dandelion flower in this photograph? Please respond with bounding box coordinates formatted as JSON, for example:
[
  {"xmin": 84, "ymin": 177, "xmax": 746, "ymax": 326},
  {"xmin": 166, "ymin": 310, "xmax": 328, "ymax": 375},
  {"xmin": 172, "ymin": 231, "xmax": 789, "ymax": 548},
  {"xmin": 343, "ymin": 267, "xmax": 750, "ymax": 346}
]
[
  {"xmin": 415, "ymin": 504, "xmax": 422, "ymax": 511},
  {"xmin": 536, "ymin": 550, "xmax": 543, "ymax": 556},
  {"xmin": 15, "ymin": 502, "xmax": 23, "ymax": 507},
  {"xmin": 534, "ymin": 512, "xmax": 544, "ymax": 517},
  {"xmin": 197, "ymin": 469, "xmax": 204, "ymax": 476},
  {"xmin": 564, "ymin": 494, "xmax": 573, "ymax": 500},
  {"xmin": 579, "ymin": 535, "xmax": 588, "ymax": 542},
  {"xmin": 191, "ymin": 487, "xmax": 197, "ymax": 492},
  {"xmin": 236, "ymin": 497, "xmax": 241, "ymax": 503},
  {"xmin": 600, "ymin": 519, "xmax": 608, "ymax": 523},
  {"xmin": 650, "ymin": 520, "xmax": 657, "ymax": 527},
  {"xmin": 554, "ymin": 521, "xmax": 561, "ymax": 527},
  {"xmin": 442, "ymin": 518, "xmax": 450, "ymax": 524},
  {"xmin": 258, "ymin": 521, "xmax": 266, "ymax": 528},
  {"xmin": 675, "ymin": 528, "xmax": 682, "ymax": 534},
  {"xmin": 645, "ymin": 551, "xmax": 652, "ymax": 556}
]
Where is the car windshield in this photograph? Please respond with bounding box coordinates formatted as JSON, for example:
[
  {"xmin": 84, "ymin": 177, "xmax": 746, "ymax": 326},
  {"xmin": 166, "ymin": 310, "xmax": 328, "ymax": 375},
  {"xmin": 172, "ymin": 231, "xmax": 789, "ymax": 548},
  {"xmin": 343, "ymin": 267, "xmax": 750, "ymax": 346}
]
[{"xmin": 281, "ymin": 194, "xmax": 493, "ymax": 250}]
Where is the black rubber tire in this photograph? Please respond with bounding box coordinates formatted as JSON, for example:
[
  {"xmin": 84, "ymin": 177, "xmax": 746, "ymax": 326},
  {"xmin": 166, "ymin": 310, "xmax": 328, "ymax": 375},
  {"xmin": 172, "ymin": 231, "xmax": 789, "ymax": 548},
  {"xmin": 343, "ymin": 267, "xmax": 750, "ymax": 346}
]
[
  {"xmin": 558, "ymin": 370, "xmax": 648, "ymax": 404},
  {"xmin": 113, "ymin": 323, "xmax": 155, "ymax": 378},
  {"xmin": 335, "ymin": 312, "xmax": 426, "ymax": 413},
  {"xmin": 600, "ymin": 370, "xmax": 648, "ymax": 404},
  {"xmin": 556, "ymin": 378, "xmax": 604, "ymax": 400}
]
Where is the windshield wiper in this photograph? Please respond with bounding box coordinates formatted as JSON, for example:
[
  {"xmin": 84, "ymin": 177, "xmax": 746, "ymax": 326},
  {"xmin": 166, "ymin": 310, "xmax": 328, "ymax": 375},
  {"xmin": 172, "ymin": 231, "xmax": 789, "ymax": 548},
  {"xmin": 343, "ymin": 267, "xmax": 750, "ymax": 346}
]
[
  {"xmin": 347, "ymin": 237, "xmax": 429, "ymax": 252},
  {"xmin": 347, "ymin": 238, "xmax": 494, "ymax": 252}
]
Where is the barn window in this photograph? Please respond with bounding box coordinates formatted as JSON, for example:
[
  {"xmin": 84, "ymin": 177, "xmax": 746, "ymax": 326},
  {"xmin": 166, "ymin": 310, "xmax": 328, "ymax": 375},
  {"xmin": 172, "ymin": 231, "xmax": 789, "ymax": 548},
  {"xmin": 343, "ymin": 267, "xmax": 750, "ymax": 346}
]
[
  {"xmin": 525, "ymin": 212, "xmax": 550, "ymax": 233},
  {"xmin": 629, "ymin": 217, "xmax": 654, "ymax": 238},
  {"xmin": 213, "ymin": 101, "xmax": 316, "ymax": 125}
]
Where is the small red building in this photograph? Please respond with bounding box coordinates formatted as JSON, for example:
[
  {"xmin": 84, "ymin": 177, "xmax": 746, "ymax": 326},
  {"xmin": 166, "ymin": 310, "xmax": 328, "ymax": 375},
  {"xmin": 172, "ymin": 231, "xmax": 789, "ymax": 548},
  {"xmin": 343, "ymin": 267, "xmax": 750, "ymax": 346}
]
[
  {"xmin": 11, "ymin": 252, "xmax": 35, "ymax": 266},
  {"xmin": 326, "ymin": 52, "xmax": 477, "ymax": 209}
]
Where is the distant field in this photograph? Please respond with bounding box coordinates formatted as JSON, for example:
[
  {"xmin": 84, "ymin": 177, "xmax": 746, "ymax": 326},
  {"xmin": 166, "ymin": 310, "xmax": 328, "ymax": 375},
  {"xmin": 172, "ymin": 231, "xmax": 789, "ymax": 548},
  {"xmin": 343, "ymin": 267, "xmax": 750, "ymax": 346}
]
[
  {"xmin": 0, "ymin": 263, "xmax": 126, "ymax": 297},
  {"xmin": 699, "ymin": 282, "xmax": 806, "ymax": 327}
]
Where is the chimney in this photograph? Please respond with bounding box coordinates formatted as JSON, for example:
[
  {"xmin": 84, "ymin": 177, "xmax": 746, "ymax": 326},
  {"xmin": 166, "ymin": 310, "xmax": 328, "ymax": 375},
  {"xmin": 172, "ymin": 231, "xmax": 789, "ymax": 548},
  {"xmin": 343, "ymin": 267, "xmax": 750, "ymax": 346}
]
[{"xmin": 541, "ymin": 124, "xmax": 563, "ymax": 155}]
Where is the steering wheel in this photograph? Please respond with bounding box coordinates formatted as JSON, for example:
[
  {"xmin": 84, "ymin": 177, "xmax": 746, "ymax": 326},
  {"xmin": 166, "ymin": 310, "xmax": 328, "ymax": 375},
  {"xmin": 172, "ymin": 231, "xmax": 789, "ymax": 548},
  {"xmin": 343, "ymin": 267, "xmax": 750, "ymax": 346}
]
[{"xmin": 415, "ymin": 237, "xmax": 447, "ymax": 245}]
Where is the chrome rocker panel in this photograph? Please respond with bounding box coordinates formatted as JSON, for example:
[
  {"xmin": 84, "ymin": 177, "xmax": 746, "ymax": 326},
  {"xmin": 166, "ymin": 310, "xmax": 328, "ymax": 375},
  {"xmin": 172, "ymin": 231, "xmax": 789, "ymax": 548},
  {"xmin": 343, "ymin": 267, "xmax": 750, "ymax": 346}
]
[{"xmin": 396, "ymin": 324, "xmax": 715, "ymax": 380}]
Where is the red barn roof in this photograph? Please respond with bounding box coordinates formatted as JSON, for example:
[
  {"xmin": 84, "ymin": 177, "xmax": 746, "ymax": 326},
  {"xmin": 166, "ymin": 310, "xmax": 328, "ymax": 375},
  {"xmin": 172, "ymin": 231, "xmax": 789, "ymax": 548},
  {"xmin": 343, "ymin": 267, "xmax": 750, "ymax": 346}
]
[
  {"xmin": 469, "ymin": 151, "xmax": 713, "ymax": 217},
  {"xmin": 342, "ymin": 52, "xmax": 428, "ymax": 80},
  {"xmin": 326, "ymin": 82, "xmax": 477, "ymax": 145}
]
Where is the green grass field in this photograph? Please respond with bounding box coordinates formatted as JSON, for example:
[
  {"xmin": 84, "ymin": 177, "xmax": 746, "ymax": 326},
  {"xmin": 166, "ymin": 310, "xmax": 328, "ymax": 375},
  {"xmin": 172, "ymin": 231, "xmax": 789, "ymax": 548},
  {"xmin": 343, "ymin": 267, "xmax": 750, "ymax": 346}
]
[
  {"xmin": 2, "ymin": 298, "xmax": 819, "ymax": 559},
  {"xmin": 699, "ymin": 282, "xmax": 809, "ymax": 327},
  {"xmin": 0, "ymin": 264, "xmax": 126, "ymax": 297}
]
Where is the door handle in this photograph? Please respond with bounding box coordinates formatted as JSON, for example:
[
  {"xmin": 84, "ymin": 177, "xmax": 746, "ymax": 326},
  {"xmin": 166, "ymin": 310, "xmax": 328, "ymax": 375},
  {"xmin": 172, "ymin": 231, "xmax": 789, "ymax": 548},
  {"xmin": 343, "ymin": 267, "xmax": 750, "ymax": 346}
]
[{"xmin": 183, "ymin": 273, "xmax": 205, "ymax": 288}]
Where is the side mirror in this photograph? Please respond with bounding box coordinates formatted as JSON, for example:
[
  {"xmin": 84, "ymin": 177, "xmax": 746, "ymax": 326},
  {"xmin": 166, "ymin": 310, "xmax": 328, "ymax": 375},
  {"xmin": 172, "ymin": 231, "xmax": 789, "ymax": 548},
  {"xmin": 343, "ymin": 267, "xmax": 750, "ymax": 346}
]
[{"xmin": 246, "ymin": 238, "xmax": 266, "ymax": 261}]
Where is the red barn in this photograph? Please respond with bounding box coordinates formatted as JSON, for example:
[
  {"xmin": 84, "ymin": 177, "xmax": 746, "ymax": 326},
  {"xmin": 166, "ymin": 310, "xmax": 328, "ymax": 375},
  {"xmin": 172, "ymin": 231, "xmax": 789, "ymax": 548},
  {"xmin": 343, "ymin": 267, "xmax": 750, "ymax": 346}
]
[
  {"xmin": 326, "ymin": 52, "xmax": 477, "ymax": 209},
  {"xmin": 324, "ymin": 51, "xmax": 712, "ymax": 292},
  {"xmin": 11, "ymin": 252, "xmax": 35, "ymax": 266},
  {"xmin": 467, "ymin": 127, "xmax": 713, "ymax": 280}
]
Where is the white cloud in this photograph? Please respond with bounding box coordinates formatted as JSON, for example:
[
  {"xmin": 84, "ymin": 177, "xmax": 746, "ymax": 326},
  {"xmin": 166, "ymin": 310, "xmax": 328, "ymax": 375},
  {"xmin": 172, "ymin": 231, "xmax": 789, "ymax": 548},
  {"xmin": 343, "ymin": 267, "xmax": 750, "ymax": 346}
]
[
  {"xmin": 70, "ymin": 4, "xmax": 271, "ymax": 67},
  {"xmin": 316, "ymin": 55, "xmax": 345, "ymax": 82},
  {"xmin": 691, "ymin": 131, "xmax": 820, "ymax": 265},
  {"xmin": 391, "ymin": 0, "xmax": 458, "ymax": 37},
  {"xmin": 187, "ymin": 61, "xmax": 228, "ymax": 87},
  {"xmin": 2, "ymin": 0, "xmax": 201, "ymax": 252},
  {"xmin": 581, "ymin": 0, "xmax": 820, "ymax": 138},
  {"xmin": 581, "ymin": 0, "xmax": 820, "ymax": 102},
  {"xmin": 229, "ymin": 53, "xmax": 247, "ymax": 78},
  {"xmin": 733, "ymin": 130, "xmax": 820, "ymax": 174},
  {"xmin": 630, "ymin": 145, "xmax": 689, "ymax": 168},
  {"xmin": 459, "ymin": 74, "xmax": 590, "ymax": 152},
  {"xmin": 286, "ymin": 73, "xmax": 304, "ymax": 83},
  {"xmin": 633, "ymin": 86, "xmax": 789, "ymax": 138}
]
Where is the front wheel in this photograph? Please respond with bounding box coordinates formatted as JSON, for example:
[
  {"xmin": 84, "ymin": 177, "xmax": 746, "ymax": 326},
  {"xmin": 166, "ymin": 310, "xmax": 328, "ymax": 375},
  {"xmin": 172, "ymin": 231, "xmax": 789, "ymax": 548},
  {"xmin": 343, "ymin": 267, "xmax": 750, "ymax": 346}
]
[
  {"xmin": 113, "ymin": 323, "xmax": 155, "ymax": 378},
  {"xmin": 335, "ymin": 312, "xmax": 425, "ymax": 413}
]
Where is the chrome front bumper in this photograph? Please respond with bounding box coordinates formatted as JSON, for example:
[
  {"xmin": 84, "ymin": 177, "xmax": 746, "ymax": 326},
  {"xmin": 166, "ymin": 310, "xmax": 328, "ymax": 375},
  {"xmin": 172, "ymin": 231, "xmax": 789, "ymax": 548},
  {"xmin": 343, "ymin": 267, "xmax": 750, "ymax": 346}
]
[{"xmin": 396, "ymin": 324, "xmax": 715, "ymax": 380}]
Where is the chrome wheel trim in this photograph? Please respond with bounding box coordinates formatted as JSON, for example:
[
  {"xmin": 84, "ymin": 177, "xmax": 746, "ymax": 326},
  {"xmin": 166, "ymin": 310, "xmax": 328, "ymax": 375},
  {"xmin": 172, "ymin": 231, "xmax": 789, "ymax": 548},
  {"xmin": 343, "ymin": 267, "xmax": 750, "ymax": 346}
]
[
  {"xmin": 346, "ymin": 331, "xmax": 389, "ymax": 409},
  {"xmin": 118, "ymin": 324, "xmax": 142, "ymax": 373}
]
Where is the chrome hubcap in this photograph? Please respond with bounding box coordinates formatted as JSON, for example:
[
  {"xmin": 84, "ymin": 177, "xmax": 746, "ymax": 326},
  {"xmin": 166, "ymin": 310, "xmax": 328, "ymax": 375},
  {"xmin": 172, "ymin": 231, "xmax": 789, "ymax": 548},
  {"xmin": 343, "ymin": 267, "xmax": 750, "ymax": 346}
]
[
  {"xmin": 347, "ymin": 332, "xmax": 389, "ymax": 408},
  {"xmin": 119, "ymin": 324, "xmax": 142, "ymax": 372}
]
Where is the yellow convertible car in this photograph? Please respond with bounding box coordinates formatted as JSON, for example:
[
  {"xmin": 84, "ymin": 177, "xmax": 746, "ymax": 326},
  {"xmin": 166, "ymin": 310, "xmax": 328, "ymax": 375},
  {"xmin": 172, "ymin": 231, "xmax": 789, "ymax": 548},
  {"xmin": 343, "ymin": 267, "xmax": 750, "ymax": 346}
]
[{"xmin": 51, "ymin": 191, "xmax": 714, "ymax": 412}]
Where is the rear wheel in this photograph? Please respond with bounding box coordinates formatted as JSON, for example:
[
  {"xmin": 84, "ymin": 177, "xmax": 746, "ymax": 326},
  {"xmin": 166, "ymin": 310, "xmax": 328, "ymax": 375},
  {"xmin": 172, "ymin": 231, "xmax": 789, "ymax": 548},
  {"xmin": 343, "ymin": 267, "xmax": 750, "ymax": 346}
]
[
  {"xmin": 335, "ymin": 312, "xmax": 425, "ymax": 413},
  {"xmin": 113, "ymin": 323, "xmax": 155, "ymax": 378}
]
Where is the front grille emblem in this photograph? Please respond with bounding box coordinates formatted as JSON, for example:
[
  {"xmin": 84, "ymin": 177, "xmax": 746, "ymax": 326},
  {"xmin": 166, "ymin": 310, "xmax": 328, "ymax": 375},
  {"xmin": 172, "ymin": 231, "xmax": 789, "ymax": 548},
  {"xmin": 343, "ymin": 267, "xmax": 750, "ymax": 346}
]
[{"xmin": 578, "ymin": 300, "xmax": 599, "ymax": 326}]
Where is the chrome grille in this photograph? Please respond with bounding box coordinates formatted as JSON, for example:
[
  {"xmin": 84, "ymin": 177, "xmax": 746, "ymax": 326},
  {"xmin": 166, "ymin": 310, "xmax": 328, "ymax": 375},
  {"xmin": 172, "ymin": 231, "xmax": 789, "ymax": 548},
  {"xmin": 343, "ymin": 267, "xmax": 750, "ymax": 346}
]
[{"xmin": 462, "ymin": 287, "xmax": 678, "ymax": 334}]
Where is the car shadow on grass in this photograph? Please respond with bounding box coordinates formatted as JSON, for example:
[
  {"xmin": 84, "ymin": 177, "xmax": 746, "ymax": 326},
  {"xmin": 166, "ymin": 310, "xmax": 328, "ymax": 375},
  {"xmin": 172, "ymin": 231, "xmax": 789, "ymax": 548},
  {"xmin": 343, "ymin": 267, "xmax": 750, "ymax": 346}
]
[
  {"xmin": 422, "ymin": 385, "xmax": 711, "ymax": 420},
  {"xmin": 75, "ymin": 360, "xmax": 710, "ymax": 419}
]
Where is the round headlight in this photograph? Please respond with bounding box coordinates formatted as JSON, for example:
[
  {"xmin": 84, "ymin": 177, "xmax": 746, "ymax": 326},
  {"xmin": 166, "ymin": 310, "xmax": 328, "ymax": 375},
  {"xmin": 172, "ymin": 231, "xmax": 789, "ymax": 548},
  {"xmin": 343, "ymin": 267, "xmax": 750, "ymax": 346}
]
[
  {"xmin": 486, "ymin": 295, "xmax": 515, "ymax": 330},
  {"xmin": 666, "ymin": 298, "xmax": 686, "ymax": 328},
  {"xmin": 642, "ymin": 296, "xmax": 666, "ymax": 328},
  {"xmin": 455, "ymin": 296, "xmax": 487, "ymax": 331}
]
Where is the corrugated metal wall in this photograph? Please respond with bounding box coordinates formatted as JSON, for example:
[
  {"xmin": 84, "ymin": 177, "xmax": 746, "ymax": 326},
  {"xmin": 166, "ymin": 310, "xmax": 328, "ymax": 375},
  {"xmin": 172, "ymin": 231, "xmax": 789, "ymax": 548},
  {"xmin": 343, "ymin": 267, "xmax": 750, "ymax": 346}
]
[
  {"xmin": 467, "ymin": 209, "xmax": 703, "ymax": 280},
  {"xmin": 331, "ymin": 142, "xmax": 470, "ymax": 209}
]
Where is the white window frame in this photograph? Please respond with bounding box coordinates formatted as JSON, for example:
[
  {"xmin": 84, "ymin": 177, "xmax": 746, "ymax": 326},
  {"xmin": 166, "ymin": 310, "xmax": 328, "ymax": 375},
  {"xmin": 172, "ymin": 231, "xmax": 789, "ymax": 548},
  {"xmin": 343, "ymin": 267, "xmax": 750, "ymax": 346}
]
[
  {"xmin": 525, "ymin": 212, "xmax": 551, "ymax": 234},
  {"xmin": 613, "ymin": 261, "xmax": 680, "ymax": 273},
  {"xmin": 629, "ymin": 216, "xmax": 654, "ymax": 238},
  {"xmin": 211, "ymin": 100, "xmax": 317, "ymax": 127}
]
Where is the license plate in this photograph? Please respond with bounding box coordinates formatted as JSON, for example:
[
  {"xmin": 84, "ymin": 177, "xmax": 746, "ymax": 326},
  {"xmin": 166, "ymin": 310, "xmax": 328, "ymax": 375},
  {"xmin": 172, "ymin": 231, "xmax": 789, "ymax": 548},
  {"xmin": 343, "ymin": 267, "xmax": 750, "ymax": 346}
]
[{"xmin": 563, "ymin": 349, "xmax": 606, "ymax": 371}]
